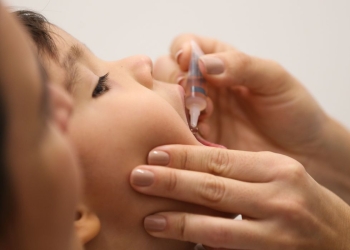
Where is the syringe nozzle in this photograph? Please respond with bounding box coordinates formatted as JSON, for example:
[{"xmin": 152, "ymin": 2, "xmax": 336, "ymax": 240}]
[
  {"xmin": 190, "ymin": 126, "xmax": 199, "ymax": 134},
  {"xmin": 189, "ymin": 105, "xmax": 200, "ymax": 128}
]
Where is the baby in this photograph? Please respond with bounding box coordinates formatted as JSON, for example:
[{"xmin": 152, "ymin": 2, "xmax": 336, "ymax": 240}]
[{"xmin": 16, "ymin": 10, "xmax": 217, "ymax": 250}]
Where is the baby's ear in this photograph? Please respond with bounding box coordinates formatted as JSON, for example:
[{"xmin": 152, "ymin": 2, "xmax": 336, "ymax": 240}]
[{"xmin": 75, "ymin": 204, "xmax": 101, "ymax": 244}]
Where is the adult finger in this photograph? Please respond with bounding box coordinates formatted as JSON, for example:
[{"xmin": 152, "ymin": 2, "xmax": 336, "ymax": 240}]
[
  {"xmin": 170, "ymin": 34, "xmax": 301, "ymax": 96},
  {"xmin": 144, "ymin": 212, "xmax": 265, "ymax": 249},
  {"xmin": 130, "ymin": 165, "xmax": 267, "ymax": 217},
  {"xmin": 198, "ymin": 51, "xmax": 299, "ymax": 96},
  {"xmin": 153, "ymin": 55, "xmax": 185, "ymax": 84},
  {"xmin": 169, "ymin": 34, "xmax": 232, "ymax": 71},
  {"xmin": 147, "ymin": 145, "xmax": 287, "ymax": 183}
]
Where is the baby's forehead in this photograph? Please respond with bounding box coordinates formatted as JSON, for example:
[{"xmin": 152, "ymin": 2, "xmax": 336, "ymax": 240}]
[
  {"xmin": 49, "ymin": 27, "xmax": 92, "ymax": 66},
  {"xmin": 39, "ymin": 27, "xmax": 88, "ymax": 86},
  {"xmin": 49, "ymin": 26, "xmax": 80, "ymax": 56},
  {"xmin": 16, "ymin": 11, "xmax": 79, "ymax": 97}
]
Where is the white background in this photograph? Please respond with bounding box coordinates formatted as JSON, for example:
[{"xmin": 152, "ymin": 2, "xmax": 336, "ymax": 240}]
[{"xmin": 5, "ymin": 0, "xmax": 350, "ymax": 129}]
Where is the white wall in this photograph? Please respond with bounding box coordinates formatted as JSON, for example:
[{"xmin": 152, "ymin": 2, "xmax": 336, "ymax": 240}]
[{"xmin": 5, "ymin": 0, "xmax": 350, "ymax": 128}]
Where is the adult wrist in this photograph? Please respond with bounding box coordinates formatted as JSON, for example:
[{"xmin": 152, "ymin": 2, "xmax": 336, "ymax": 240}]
[{"xmin": 306, "ymin": 117, "xmax": 350, "ymax": 204}]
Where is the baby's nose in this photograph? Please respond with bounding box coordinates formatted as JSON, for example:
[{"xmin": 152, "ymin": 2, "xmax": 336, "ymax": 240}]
[{"xmin": 127, "ymin": 55, "xmax": 153, "ymax": 88}]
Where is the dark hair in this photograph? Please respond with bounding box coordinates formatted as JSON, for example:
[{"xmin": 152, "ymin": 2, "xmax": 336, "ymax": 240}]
[
  {"xmin": 0, "ymin": 86, "xmax": 10, "ymax": 237},
  {"xmin": 15, "ymin": 10, "xmax": 58, "ymax": 60}
]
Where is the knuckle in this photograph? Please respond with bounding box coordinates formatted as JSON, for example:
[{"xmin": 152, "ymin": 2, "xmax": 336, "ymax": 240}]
[
  {"xmin": 268, "ymin": 59, "xmax": 283, "ymax": 70},
  {"xmin": 281, "ymin": 160, "xmax": 306, "ymax": 182},
  {"xmin": 268, "ymin": 195, "xmax": 307, "ymax": 228},
  {"xmin": 279, "ymin": 198, "xmax": 307, "ymax": 225},
  {"xmin": 266, "ymin": 152, "xmax": 306, "ymax": 182},
  {"xmin": 267, "ymin": 59, "xmax": 290, "ymax": 85},
  {"xmin": 269, "ymin": 60, "xmax": 287, "ymax": 75},
  {"xmin": 207, "ymin": 149, "xmax": 231, "ymax": 176},
  {"xmin": 206, "ymin": 225, "xmax": 229, "ymax": 247},
  {"xmin": 176, "ymin": 213, "xmax": 189, "ymax": 241},
  {"xmin": 270, "ymin": 188, "xmax": 304, "ymax": 212},
  {"xmin": 165, "ymin": 169, "xmax": 178, "ymax": 192},
  {"xmin": 172, "ymin": 33, "xmax": 196, "ymax": 54},
  {"xmin": 178, "ymin": 147, "xmax": 190, "ymax": 170},
  {"xmin": 227, "ymin": 51, "xmax": 252, "ymax": 86},
  {"xmin": 199, "ymin": 174, "xmax": 226, "ymax": 203},
  {"xmin": 233, "ymin": 51, "xmax": 251, "ymax": 73}
]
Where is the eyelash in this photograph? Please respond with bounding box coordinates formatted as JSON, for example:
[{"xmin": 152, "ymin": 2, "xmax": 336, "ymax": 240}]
[{"xmin": 92, "ymin": 73, "xmax": 110, "ymax": 98}]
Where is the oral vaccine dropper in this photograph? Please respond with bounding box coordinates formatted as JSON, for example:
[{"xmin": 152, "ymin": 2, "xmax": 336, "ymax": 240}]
[{"xmin": 185, "ymin": 41, "xmax": 208, "ymax": 129}]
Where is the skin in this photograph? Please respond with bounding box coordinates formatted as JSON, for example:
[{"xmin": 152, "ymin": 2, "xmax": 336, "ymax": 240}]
[
  {"xmin": 153, "ymin": 34, "xmax": 350, "ymax": 203},
  {"xmin": 0, "ymin": 4, "xmax": 81, "ymax": 250},
  {"xmin": 128, "ymin": 34, "xmax": 350, "ymax": 249},
  {"xmin": 132, "ymin": 145, "xmax": 350, "ymax": 250},
  {"xmin": 39, "ymin": 26, "xmax": 222, "ymax": 250}
]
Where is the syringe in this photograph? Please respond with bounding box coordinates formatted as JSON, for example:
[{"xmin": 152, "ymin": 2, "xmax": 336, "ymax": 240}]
[{"xmin": 185, "ymin": 41, "xmax": 207, "ymax": 129}]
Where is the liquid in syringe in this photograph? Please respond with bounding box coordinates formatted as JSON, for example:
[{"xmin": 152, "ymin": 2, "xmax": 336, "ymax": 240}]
[{"xmin": 185, "ymin": 41, "xmax": 207, "ymax": 129}]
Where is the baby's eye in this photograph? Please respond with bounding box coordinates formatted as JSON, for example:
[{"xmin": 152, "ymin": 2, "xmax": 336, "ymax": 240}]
[{"xmin": 92, "ymin": 73, "xmax": 109, "ymax": 98}]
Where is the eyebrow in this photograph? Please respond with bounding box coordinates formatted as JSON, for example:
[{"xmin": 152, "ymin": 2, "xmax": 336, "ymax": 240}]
[{"xmin": 62, "ymin": 44, "xmax": 84, "ymax": 92}]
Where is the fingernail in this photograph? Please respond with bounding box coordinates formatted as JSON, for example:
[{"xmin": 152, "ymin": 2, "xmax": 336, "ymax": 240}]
[
  {"xmin": 131, "ymin": 169, "xmax": 154, "ymax": 186},
  {"xmin": 199, "ymin": 56, "xmax": 224, "ymax": 74},
  {"xmin": 175, "ymin": 49, "xmax": 183, "ymax": 64},
  {"xmin": 144, "ymin": 215, "xmax": 166, "ymax": 232},
  {"xmin": 148, "ymin": 150, "xmax": 169, "ymax": 166}
]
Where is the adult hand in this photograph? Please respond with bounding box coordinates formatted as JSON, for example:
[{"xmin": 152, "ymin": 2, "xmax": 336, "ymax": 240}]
[
  {"xmin": 130, "ymin": 145, "xmax": 350, "ymax": 249},
  {"xmin": 154, "ymin": 34, "xmax": 327, "ymax": 160},
  {"xmin": 153, "ymin": 34, "xmax": 350, "ymax": 203}
]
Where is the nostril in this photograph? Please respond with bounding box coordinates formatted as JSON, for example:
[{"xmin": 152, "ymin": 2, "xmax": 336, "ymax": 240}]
[
  {"xmin": 138, "ymin": 55, "xmax": 153, "ymax": 75},
  {"xmin": 139, "ymin": 55, "xmax": 153, "ymax": 65},
  {"xmin": 142, "ymin": 56, "xmax": 153, "ymax": 75},
  {"xmin": 129, "ymin": 55, "xmax": 154, "ymax": 89}
]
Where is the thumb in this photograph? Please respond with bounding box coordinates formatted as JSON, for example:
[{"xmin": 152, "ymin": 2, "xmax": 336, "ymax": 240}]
[{"xmin": 199, "ymin": 51, "xmax": 298, "ymax": 96}]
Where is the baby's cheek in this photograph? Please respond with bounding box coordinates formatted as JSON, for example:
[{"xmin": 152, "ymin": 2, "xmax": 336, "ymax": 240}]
[{"xmin": 66, "ymin": 94, "xmax": 198, "ymax": 218}]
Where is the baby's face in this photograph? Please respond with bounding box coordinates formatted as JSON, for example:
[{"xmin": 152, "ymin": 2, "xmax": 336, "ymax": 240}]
[{"xmin": 43, "ymin": 26, "xmax": 209, "ymax": 249}]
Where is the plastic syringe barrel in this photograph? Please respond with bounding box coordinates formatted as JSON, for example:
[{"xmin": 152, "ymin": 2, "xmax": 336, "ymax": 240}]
[{"xmin": 185, "ymin": 41, "xmax": 207, "ymax": 128}]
